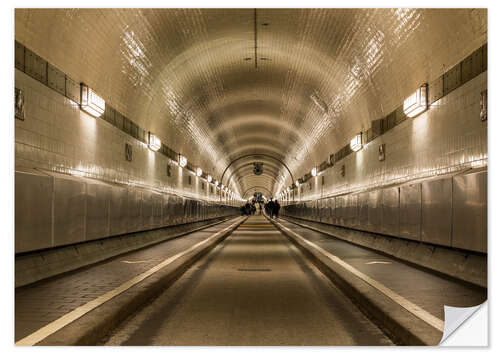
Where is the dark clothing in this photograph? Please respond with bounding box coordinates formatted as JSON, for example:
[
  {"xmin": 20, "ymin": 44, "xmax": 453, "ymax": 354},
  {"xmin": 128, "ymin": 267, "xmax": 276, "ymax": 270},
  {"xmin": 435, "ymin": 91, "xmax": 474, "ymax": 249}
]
[{"xmin": 272, "ymin": 200, "xmax": 280, "ymax": 219}]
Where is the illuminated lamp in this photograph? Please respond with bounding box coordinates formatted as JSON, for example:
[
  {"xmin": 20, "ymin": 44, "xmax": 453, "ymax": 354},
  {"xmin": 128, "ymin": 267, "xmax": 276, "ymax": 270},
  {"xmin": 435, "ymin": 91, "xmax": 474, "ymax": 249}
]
[
  {"xmin": 196, "ymin": 167, "xmax": 202, "ymax": 177},
  {"xmin": 215, "ymin": 180, "xmax": 219, "ymax": 186},
  {"xmin": 311, "ymin": 167, "xmax": 317, "ymax": 177},
  {"xmin": 207, "ymin": 175, "xmax": 212, "ymax": 183},
  {"xmin": 295, "ymin": 180, "xmax": 300, "ymax": 187},
  {"xmin": 221, "ymin": 184, "xmax": 225, "ymax": 189},
  {"xmin": 178, "ymin": 154, "xmax": 187, "ymax": 167},
  {"xmin": 404, "ymin": 84, "xmax": 428, "ymax": 118},
  {"xmin": 148, "ymin": 132, "xmax": 161, "ymax": 151},
  {"xmin": 350, "ymin": 133, "xmax": 362, "ymax": 152},
  {"xmin": 80, "ymin": 83, "xmax": 105, "ymax": 117}
]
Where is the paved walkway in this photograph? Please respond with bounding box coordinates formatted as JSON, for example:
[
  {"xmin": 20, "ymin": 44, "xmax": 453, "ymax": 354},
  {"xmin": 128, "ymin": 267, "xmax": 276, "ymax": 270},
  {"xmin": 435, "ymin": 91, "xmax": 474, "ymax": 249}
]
[
  {"xmin": 277, "ymin": 218, "xmax": 487, "ymax": 321},
  {"xmin": 15, "ymin": 218, "xmax": 238, "ymax": 342}
]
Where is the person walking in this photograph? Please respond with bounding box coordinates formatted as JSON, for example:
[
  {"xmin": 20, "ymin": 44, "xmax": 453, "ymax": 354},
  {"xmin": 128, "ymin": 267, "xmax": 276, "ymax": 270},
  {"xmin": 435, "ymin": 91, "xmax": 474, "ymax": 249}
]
[{"xmin": 272, "ymin": 199, "xmax": 281, "ymax": 219}]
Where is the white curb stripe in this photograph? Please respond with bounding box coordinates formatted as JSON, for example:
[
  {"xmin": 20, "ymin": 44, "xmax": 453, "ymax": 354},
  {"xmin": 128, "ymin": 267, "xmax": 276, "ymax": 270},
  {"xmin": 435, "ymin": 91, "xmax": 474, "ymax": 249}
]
[{"xmin": 275, "ymin": 220, "xmax": 445, "ymax": 332}]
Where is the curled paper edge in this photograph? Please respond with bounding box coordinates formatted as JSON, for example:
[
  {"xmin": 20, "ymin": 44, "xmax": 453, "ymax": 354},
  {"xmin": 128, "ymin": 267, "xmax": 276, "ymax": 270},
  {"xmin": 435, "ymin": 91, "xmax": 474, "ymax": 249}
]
[{"xmin": 439, "ymin": 301, "xmax": 487, "ymax": 345}]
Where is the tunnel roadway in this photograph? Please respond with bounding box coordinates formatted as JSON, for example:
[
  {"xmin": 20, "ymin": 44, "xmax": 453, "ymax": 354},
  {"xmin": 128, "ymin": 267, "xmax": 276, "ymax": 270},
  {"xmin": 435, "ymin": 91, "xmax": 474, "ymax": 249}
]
[{"xmin": 101, "ymin": 215, "xmax": 393, "ymax": 345}]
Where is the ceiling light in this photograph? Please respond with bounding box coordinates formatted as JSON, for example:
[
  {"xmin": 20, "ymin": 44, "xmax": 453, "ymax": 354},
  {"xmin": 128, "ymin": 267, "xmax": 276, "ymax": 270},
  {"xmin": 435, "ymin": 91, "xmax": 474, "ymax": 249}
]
[
  {"xmin": 350, "ymin": 133, "xmax": 362, "ymax": 152},
  {"xmin": 80, "ymin": 83, "xmax": 105, "ymax": 117},
  {"xmin": 404, "ymin": 84, "xmax": 428, "ymax": 118},
  {"xmin": 148, "ymin": 132, "xmax": 161, "ymax": 151}
]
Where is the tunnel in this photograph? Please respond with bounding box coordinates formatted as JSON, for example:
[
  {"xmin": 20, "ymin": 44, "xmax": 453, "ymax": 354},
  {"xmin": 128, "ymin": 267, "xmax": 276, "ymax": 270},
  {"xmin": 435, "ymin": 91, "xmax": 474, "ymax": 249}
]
[{"xmin": 14, "ymin": 8, "xmax": 487, "ymax": 346}]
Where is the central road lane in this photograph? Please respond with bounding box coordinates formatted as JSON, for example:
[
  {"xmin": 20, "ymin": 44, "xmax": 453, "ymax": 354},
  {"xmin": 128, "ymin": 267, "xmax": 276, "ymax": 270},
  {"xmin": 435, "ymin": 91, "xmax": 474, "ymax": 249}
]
[{"xmin": 103, "ymin": 216, "xmax": 393, "ymax": 345}]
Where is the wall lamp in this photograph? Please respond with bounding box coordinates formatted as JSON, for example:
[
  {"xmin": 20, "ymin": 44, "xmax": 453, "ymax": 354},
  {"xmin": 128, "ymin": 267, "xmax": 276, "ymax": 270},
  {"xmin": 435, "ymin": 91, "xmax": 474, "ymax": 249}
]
[
  {"xmin": 80, "ymin": 83, "xmax": 105, "ymax": 117},
  {"xmin": 295, "ymin": 180, "xmax": 300, "ymax": 187},
  {"xmin": 178, "ymin": 154, "xmax": 187, "ymax": 168},
  {"xmin": 148, "ymin": 132, "xmax": 161, "ymax": 151},
  {"xmin": 311, "ymin": 167, "xmax": 317, "ymax": 177},
  {"xmin": 404, "ymin": 83, "xmax": 428, "ymax": 118},
  {"xmin": 196, "ymin": 167, "xmax": 203, "ymax": 177},
  {"xmin": 350, "ymin": 132, "xmax": 362, "ymax": 152},
  {"xmin": 207, "ymin": 175, "xmax": 212, "ymax": 183}
]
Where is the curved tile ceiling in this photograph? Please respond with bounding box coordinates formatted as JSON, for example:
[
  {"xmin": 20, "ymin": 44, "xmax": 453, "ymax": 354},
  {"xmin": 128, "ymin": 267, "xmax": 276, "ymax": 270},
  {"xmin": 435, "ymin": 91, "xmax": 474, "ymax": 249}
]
[{"xmin": 15, "ymin": 8, "xmax": 487, "ymax": 198}]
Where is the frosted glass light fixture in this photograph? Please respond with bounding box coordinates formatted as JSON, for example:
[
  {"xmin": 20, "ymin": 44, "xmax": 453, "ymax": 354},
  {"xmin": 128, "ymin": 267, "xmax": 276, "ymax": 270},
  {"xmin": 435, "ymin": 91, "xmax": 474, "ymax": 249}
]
[
  {"xmin": 295, "ymin": 180, "xmax": 300, "ymax": 187},
  {"xmin": 404, "ymin": 84, "xmax": 428, "ymax": 118},
  {"xmin": 80, "ymin": 83, "xmax": 105, "ymax": 117},
  {"xmin": 196, "ymin": 167, "xmax": 203, "ymax": 177},
  {"xmin": 148, "ymin": 132, "xmax": 161, "ymax": 151},
  {"xmin": 350, "ymin": 133, "xmax": 362, "ymax": 152},
  {"xmin": 311, "ymin": 167, "xmax": 317, "ymax": 177},
  {"xmin": 215, "ymin": 180, "xmax": 219, "ymax": 186},
  {"xmin": 178, "ymin": 154, "xmax": 187, "ymax": 167},
  {"xmin": 207, "ymin": 175, "xmax": 212, "ymax": 183}
]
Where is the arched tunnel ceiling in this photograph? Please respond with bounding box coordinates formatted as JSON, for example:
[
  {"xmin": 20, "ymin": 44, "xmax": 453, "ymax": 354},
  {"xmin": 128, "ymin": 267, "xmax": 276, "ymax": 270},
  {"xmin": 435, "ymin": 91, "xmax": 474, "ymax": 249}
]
[{"xmin": 15, "ymin": 8, "xmax": 487, "ymax": 198}]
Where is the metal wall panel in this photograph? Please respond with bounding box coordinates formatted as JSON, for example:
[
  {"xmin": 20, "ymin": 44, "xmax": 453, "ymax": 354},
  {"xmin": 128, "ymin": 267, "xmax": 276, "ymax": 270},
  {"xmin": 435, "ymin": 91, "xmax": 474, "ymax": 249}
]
[
  {"xmin": 141, "ymin": 190, "xmax": 153, "ymax": 230},
  {"xmin": 399, "ymin": 183, "xmax": 421, "ymax": 241},
  {"xmin": 109, "ymin": 185, "xmax": 127, "ymax": 236},
  {"xmin": 86, "ymin": 182, "xmax": 110, "ymax": 241},
  {"xmin": 162, "ymin": 194, "xmax": 171, "ymax": 226},
  {"xmin": 452, "ymin": 171, "xmax": 487, "ymax": 253},
  {"xmin": 15, "ymin": 171, "xmax": 53, "ymax": 253},
  {"xmin": 429, "ymin": 75, "xmax": 444, "ymax": 104},
  {"xmin": 357, "ymin": 192, "xmax": 369, "ymax": 231},
  {"xmin": 53, "ymin": 177, "xmax": 86, "ymax": 247},
  {"xmin": 339, "ymin": 195, "xmax": 347, "ymax": 226},
  {"xmin": 127, "ymin": 188, "xmax": 142, "ymax": 232},
  {"xmin": 176, "ymin": 196, "xmax": 184, "ymax": 225},
  {"xmin": 367, "ymin": 189, "xmax": 382, "ymax": 233},
  {"xmin": 65, "ymin": 76, "xmax": 80, "ymax": 104},
  {"xmin": 347, "ymin": 194, "xmax": 358, "ymax": 228},
  {"xmin": 152, "ymin": 192, "xmax": 163, "ymax": 228},
  {"xmin": 326, "ymin": 197, "xmax": 335, "ymax": 224},
  {"xmin": 461, "ymin": 54, "xmax": 474, "ymax": 84},
  {"xmin": 24, "ymin": 48, "xmax": 47, "ymax": 84},
  {"xmin": 381, "ymin": 187, "xmax": 400, "ymax": 236},
  {"xmin": 47, "ymin": 64, "xmax": 66, "ymax": 95},
  {"xmin": 15, "ymin": 41, "xmax": 25, "ymax": 71},
  {"xmin": 444, "ymin": 63, "xmax": 461, "ymax": 95},
  {"xmin": 421, "ymin": 178, "xmax": 452, "ymax": 246},
  {"xmin": 181, "ymin": 197, "xmax": 188, "ymax": 224}
]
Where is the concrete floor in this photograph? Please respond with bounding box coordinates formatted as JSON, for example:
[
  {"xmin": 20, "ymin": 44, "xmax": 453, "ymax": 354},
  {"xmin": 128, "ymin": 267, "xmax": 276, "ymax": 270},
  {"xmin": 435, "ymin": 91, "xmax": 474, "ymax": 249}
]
[{"xmin": 102, "ymin": 215, "xmax": 393, "ymax": 346}]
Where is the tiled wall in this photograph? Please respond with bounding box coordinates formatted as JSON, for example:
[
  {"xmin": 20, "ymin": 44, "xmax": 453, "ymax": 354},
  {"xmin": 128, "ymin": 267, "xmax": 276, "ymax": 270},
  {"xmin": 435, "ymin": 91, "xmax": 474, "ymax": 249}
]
[
  {"xmin": 15, "ymin": 69, "xmax": 235, "ymax": 205},
  {"xmin": 288, "ymin": 71, "xmax": 487, "ymax": 202}
]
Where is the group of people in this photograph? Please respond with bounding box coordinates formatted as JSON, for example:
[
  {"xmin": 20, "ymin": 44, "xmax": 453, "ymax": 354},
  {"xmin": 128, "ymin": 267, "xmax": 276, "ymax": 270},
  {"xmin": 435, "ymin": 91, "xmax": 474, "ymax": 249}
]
[
  {"xmin": 239, "ymin": 198, "xmax": 280, "ymax": 219},
  {"xmin": 264, "ymin": 199, "xmax": 281, "ymax": 219},
  {"xmin": 240, "ymin": 202, "xmax": 258, "ymax": 216}
]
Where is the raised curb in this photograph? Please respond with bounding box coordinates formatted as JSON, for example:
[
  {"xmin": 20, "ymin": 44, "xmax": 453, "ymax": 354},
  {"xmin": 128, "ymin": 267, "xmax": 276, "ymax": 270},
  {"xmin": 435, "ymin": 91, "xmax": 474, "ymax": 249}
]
[
  {"xmin": 268, "ymin": 217, "xmax": 443, "ymax": 346},
  {"xmin": 16, "ymin": 215, "xmax": 237, "ymax": 288},
  {"xmin": 281, "ymin": 216, "xmax": 486, "ymax": 288},
  {"xmin": 34, "ymin": 216, "xmax": 247, "ymax": 345}
]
